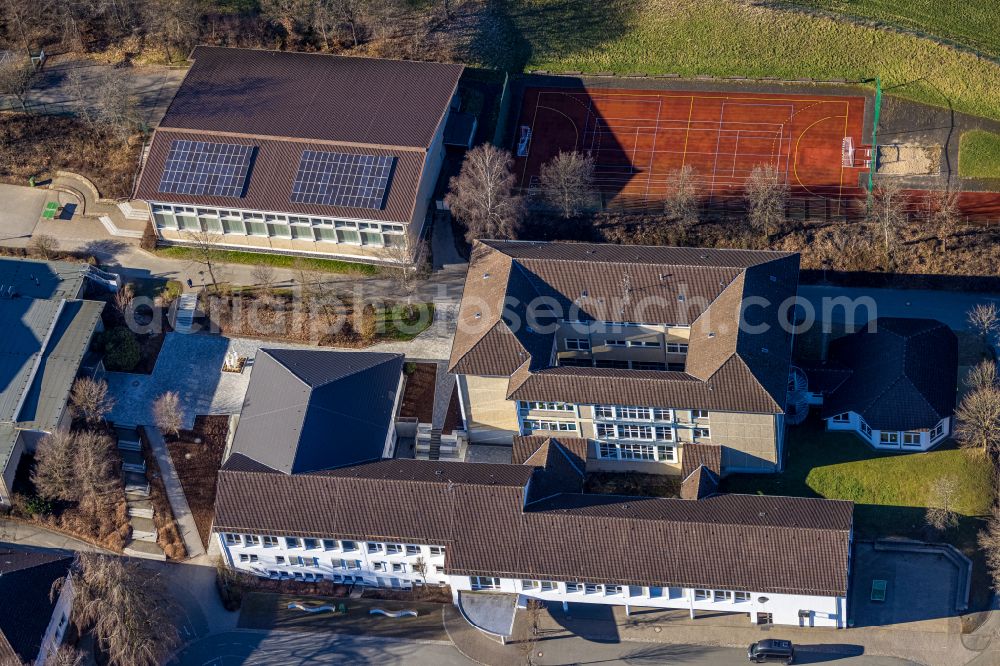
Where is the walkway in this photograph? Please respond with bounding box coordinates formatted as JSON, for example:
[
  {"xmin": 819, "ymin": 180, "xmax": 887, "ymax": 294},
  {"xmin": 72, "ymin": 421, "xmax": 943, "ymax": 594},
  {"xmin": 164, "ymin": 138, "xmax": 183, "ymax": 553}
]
[
  {"xmin": 144, "ymin": 425, "xmax": 206, "ymax": 558},
  {"xmin": 0, "ymin": 518, "xmax": 114, "ymax": 554}
]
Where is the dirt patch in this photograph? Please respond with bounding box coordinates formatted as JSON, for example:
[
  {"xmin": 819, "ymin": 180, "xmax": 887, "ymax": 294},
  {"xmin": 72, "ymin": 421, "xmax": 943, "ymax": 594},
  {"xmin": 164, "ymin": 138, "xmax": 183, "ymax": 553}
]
[
  {"xmin": 877, "ymin": 143, "xmax": 942, "ymax": 175},
  {"xmin": 0, "ymin": 112, "xmax": 141, "ymax": 198},
  {"xmin": 399, "ymin": 363, "xmax": 437, "ymax": 423},
  {"xmin": 166, "ymin": 415, "xmax": 230, "ymax": 549}
]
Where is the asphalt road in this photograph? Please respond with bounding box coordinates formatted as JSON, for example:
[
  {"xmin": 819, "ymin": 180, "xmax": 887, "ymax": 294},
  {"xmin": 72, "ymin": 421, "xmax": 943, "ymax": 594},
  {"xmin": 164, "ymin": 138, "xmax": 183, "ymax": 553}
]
[{"xmin": 173, "ymin": 630, "xmax": 924, "ymax": 666}]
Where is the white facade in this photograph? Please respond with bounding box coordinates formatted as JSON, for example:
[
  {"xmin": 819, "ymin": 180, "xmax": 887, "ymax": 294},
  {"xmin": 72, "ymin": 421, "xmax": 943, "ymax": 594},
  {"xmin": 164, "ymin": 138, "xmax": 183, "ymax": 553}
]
[
  {"xmin": 217, "ymin": 532, "xmax": 846, "ymax": 628},
  {"xmin": 826, "ymin": 411, "xmax": 950, "ymax": 452},
  {"xmin": 36, "ymin": 575, "xmax": 73, "ymax": 666}
]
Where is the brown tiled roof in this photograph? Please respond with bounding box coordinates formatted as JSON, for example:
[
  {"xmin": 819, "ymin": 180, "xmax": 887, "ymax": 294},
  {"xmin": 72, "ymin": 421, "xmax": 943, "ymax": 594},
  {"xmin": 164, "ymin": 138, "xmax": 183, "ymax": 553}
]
[
  {"xmin": 681, "ymin": 443, "xmax": 722, "ymax": 478},
  {"xmin": 520, "ymin": 439, "xmax": 585, "ymax": 503},
  {"xmin": 161, "ymin": 47, "xmax": 463, "ymax": 149},
  {"xmin": 135, "ymin": 129, "xmax": 425, "ymax": 223},
  {"xmin": 680, "ymin": 465, "xmax": 719, "ymax": 500},
  {"xmin": 214, "ymin": 458, "xmax": 852, "ymax": 596},
  {"xmin": 449, "ymin": 240, "xmax": 799, "ymax": 414},
  {"xmin": 513, "ymin": 435, "xmax": 588, "ymax": 468}
]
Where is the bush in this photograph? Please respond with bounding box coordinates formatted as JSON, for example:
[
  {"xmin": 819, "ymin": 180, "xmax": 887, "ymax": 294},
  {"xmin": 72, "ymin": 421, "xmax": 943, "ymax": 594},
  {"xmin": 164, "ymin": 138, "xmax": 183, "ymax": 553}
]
[
  {"xmin": 24, "ymin": 495, "xmax": 53, "ymax": 516},
  {"xmin": 102, "ymin": 326, "xmax": 140, "ymax": 372},
  {"xmin": 162, "ymin": 281, "xmax": 184, "ymax": 304},
  {"xmin": 140, "ymin": 221, "xmax": 158, "ymax": 251}
]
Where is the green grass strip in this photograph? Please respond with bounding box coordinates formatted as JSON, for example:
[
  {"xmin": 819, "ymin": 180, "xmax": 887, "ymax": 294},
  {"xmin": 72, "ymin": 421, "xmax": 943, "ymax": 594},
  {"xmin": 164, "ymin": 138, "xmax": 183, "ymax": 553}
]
[
  {"xmin": 959, "ymin": 130, "xmax": 1000, "ymax": 179},
  {"xmin": 155, "ymin": 246, "xmax": 380, "ymax": 275}
]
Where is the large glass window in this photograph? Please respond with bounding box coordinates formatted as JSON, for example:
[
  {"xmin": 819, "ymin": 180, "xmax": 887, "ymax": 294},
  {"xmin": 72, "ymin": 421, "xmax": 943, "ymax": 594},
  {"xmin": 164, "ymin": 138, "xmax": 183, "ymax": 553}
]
[
  {"xmin": 203, "ymin": 216, "xmax": 223, "ymax": 234},
  {"xmin": 221, "ymin": 217, "xmax": 244, "ymax": 235},
  {"xmin": 177, "ymin": 212, "xmax": 200, "ymax": 231},
  {"xmin": 360, "ymin": 230, "xmax": 383, "ymax": 246},
  {"xmin": 290, "ymin": 225, "xmax": 313, "ymax": 241},
  {"xmin": 337, "ymin": 229, "xmax": 361, "ymax": 244},
  {"xmin": 314, "ymin": 226, "xmax": 337, "ymax": 242},
  {"xmin": 153, "ymin": 209, "xmax": 177, "ymax": 229},
  {"xmin": 471, "ymin": 576, "xmax": 500, "ymax": 591},
  {"xmin": 245, "ymin": 220, "xmax": 267, "ymax": 236},
  {"xmin": 383, "ymin": 232, "xmax": 406, "ymax": 248},
  {"xmin": 267, "ymin": 222, "xmax": 291, "ymax": 238}
]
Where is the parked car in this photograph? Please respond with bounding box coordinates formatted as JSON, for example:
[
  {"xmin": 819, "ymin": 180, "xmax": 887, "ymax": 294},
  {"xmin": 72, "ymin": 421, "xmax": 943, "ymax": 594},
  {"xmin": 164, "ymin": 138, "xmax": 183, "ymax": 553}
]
[{"xmin": 747, "ymin": 639, "xmax": 795, "ymax": 664}]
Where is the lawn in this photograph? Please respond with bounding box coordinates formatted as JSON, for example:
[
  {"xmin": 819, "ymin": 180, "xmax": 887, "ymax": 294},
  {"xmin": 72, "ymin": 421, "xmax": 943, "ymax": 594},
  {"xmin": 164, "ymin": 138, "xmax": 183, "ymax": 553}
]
[
  {"xmin": 783, "ymin": 0, "xmax": 1000, "ymax": 59},
  {"xmin": 155, "ymin": 246, "xmax": 380, "ymax": 275},
  {"xmin": 376, "ymin": 303, "xmax": 435, "ymax": 341},
  {"xmin": 959, "ymin": 130, "xmax": 1000, "ymax": 179},
  {"xmin": 501, "ymin": 0, "xmax": 1000, "ymax": 120}
]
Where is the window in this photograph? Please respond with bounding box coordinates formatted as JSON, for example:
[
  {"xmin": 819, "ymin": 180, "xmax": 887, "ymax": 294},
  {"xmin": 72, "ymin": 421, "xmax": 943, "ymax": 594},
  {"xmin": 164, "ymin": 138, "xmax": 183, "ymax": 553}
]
[
  {"xmin": 594, "ymin": 406, "xmax": 615, "ymax": 420},
  {"xmin": 565, "ymin": 338, "xmax": 591, "ymax": 351},
  {"xmin": 565, "ymin": 583, "xmax": 582, "ymax": 593},
  {"xmin": 620, "ymin": 424, "xmax": 653, "ymax": 439},
  {"xmin": 880, "ymin": 432, "xmax": 899, "ymax": 444},
  {"xmin": 653, "ymin": 408, "xmax": 672, "ymax": 421},
  {"xmin": 584, "ymin": 583, "xmax": 600, "ymax": 594},
  {"xmin": 521, "ymin": 579, "xmax": 540, "ymax": 590},
  {"xmin": 559, "ymin": 357, "xmax": 594, "ymax": 367},
  {"xmin": 290, "ymin": 225, "xmax": 313, "ymax": 241},
  {"xmin": 224, "ymin": 533, "xmax": 240, "ymax": 545},
  {"xmin": 406, "ymin": 545, "xmax": 420, "ymax": 556},
  {"xmin": 373, "ymin": 561, "xmax": 386, "ymax": 571},
  {"xmin": 262, "ymin": 536, "xmax": 278, "ymax": 547},
  {"xmin": 605, "ymin": 585, "xmax": 623, "ymax": 596},
  {"xmin": 429, "ymin": 546, "xmax": 444, "ymax": 557},
  {"xmin": 285, "ymin": 537, "xmax": 302, "ymax": 549},
  {"xmin": 245, "ymin": 220, "xmax": 267, "ymax": 236},
  {"xmin": 629, "ymin": 339, "xmax": 661, "ymax": 348},
  {"xmin": 221, "ymin": 217, "xmax": 244, "ymax": 234},
  {"xmin": 523, "ymin": 420, "xmax": 577, "ymax": 433},
  {"xmin": 714, "ymin": 590, "xmax": 733, "ymax": 602},
  {"xmin": 303, "ymin": 539, "xmax": 319, "ymax": 550},
  {"xmin": 348, "ymin": 560, "xmax": 362, "ymax": 569},
  {"xmin": 735, "ymin": 592, "xmax": 751, "ymax": 603},
  {"xmin": 540, "ymin": 581, "xmax": 556, "ymax": 591},
  {"xmin": 633, "ymin": 361, "xmax": 666, "ymax": 371},
  {"xmin": 267, "ymin": 222, "xmax": 291, "ymax": 238},
  {"xmin": 153, "ymin": 209, "xmax": 177, "ymax": 229},
  {"xmin": 692, "ymin": 410, "xmax": 709, "ymax": 420},
  {"xmin": 521, "ymin": 401, "xmax": 574, "ymax": 412},
  {"xmin": 860, "ymin": 421, "xmax": 872, "ymax": 438},
  {"xmin": 360, "ymin": 229, "xmax": 383, "ymax": 246},
  {"xmin": 314, "ymin": 226, "xmax": 337, "ymax": 242},
  {"xmin": 368, "ymin": 542, "xmax": 382, "ymax": 553},
  {"xmin": 177, "ymin": 212, "xmax": 201, "ymax": 231},
  {"xmin": 832, "ymin": 412, "xmax": 850, "ymax": 423},
  {"xmin": 275, "ymin": 556, "xmax": 286, "ymax": 565},
  {"xmin": 337, "ymin": 228, "xmax": 361, "ymax": 244},
  {"xmin": 596, "ymin": 359, "xmax": 630, "ymax": 369},
  {"xmin": 648, "ymin": 586, "xmax": 663, "ymax": 598},
  {"xmin": 667, "ymin": 362, "xmax": 685, "ymax": 371},
  {"xmin": 619, "ymin": 406, "xmax": 650, "ymax": 420},
  {"xmin": 341, "ymin": 540, "xmax": 357, "ymax": 552},
  {"xmin": 471, "ymin": 576, "xmax": 500, "ymax": 591},
  {"xmin": 692, "ymin": 427, "xmax": 710, "ymax": 440},
  {"xmin": 238, "ymin": 554, "xmax": 259, "ymax": 563},
  {"xmin": 930, "ymin": 422, "xmax": 945, "ymax": 440},
  {"xmin": 391, "ymin": 563, "xmax": 405, "ymax": 573},
  {"xmin": 435, "ymin": 565, "xmax": 446, "ymax": 574},
  {"xmin": 695, "ymin": 589, "xmax": 710, "ymax": 601},
  {"xmin": 203, "ymin": 216, "xmax": 224, "ymax": 234},
  {"xmin": 903, "ymin": 432, "xmax": 922, "ymax": 446},
  {"xmin": 654, "ymin": 427, "xmax": 674, "ymax": 441},
  {"xmin": 244, "ymin": 535, "xmax": 260, "ymax": 547},
  {"xmin": 386, "ymin": 544, "xmax": 403, "ymax": 555},
  {"xmin": 322, "ymin": 539, "xmax": 337, "ymax": 550},
  {"xmin": 666, "ymin": 342, "xmax": 689, "ymax": 354},
  {"xmin": 310, "ymin": 557, "xmax": 320, "ymax": 567},
  {"xmin": 605, "ymin": 339, "xmax": 627, "ymax": 347},
  {"xmin": 600, "ymin": 442, "xmax": 677, "ymax": 462}
]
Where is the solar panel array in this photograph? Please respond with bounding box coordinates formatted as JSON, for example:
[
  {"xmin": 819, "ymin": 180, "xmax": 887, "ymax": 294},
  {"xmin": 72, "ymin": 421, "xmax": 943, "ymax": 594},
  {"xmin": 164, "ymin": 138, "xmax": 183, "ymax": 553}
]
[
  {"xmin": 158, "ymin": 140, "xmax": 255, "ymax": 198},
  {"xmin": 290, "ymin": 151, "xmax": 394, "ymax": 209}
]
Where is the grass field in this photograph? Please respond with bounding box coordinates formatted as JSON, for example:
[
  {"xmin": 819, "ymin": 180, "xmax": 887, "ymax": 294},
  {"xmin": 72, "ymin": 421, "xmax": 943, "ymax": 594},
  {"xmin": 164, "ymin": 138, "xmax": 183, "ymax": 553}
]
[
  {"xmin": 504, "ymin": 0, "xmax": 1000, "ymax": 120},
  {"xmin": 155, "ymin": 246, "xmax": 380, "ymax": 275},
  {"xmin": 784, "ymin": 0, "xmax": 1000, "ymax": 59},
  {"xmin": 959, "ymin": 130, "xmax": 1000, "ymax": 179}
]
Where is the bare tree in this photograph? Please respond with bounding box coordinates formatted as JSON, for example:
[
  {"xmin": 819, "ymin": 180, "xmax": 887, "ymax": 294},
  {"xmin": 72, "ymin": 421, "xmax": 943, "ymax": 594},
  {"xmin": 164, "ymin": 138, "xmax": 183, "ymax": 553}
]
[
  {"xmin": 968, "ymin": 303, "xmax": 999, "ymax": 348},
  {"xmin": 445, "ymin": 143, "xmax": 524, "ymax": 243},
  {"xmin": 74, "ymin": 431, "xmax": 119, "ymax": 516},
  {"xmin": 251, "ymin": 263, "xmax": 276, "ymax": 291},
  {"xmin": 359, "ymin": 303, "xmax": 377, "ymax": 343},
  {"xmin": 869, "ymin": 178, "xmax": 908, "ymax": 267},
  {"xmin": 69, "ymin": 377, "xmax": 115, "ymax": 425},
  {"xmin": 411, "ymin": 556, "xmax": 427, "ymax": 584},
  {"xmin": 381, "ymin": 240, "xmax": 423, "ymax": 318},
  {"xmin": 55, "ymin": 553, "xmax": 179, "ymax": 666},
  {"xmin": 65, "ymin": 68, "xmax": 140, "ymax": 143},
  {"xmin": 44, "ymin": 645, "xmax": 84, "ymax": 666},
  {"xmin": 28, "ymin": 234, "xmax": 58, "ymax": 260},
  {"xmin": 181, "ymin": 229, "xmax": 223, "ymax": 292},
  {"xmin": 152, "ymin": 391, "xmax": 184, "ymax": 437},
  {"xmin": 925, "ymin": 476, "xmax": 960, "ymax": 532},
  {"xmin": 966, "ymin": 359, "xmax": 999, "ymax": 392},
  {"xmin": 953, "ymin": 386, "xmax": 1000, "ymax": 458},
  {"xmin": 0, "ymin": 57, "xmax": 35, "ymax": 112},
  {"xmin": 539, "ymin": 150, "xmax": 595, "ymax": 219},
  {"xmin": 744, "ymin": 164, "xmax": 788, "ymax": 241},
  {"xmin": 925, "ymin": 179, "xmax": 962, "ymax": 252},
  {"xmin": 664, "ymin": 164, "xmax": 700, "ymax": 234},
  {"xmin": 32, "ymin": 430, "xmax": 79, "ymax": 503},
  {"xmin": 515, "ymin": 598, "xmax": 545, "ymax": 665},
  {"xmin": 140, "ymin": 0, "xmax": 205, "ymax": 62},
  {"xmin": 980, "ymin": 505, "xmax": 1000, "ymax": 591},
  {"xmin": 113, "ymin": 282, "xmax": 135, "ymax": 317}
]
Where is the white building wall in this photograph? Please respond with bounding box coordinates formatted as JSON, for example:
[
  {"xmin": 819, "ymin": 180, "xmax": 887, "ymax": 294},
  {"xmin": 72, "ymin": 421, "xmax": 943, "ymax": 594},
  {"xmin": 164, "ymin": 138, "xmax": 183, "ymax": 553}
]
[
  {"xmin": 826, "ymin": 411, "xmax": 950, "ymax": 452},
  {"xmin": 450, "ymin": 576, "xmax": 845, "ymax": 628},
  {"xmin": 35, "ymin": 575, "xmax": 73, "ymax": 666}
]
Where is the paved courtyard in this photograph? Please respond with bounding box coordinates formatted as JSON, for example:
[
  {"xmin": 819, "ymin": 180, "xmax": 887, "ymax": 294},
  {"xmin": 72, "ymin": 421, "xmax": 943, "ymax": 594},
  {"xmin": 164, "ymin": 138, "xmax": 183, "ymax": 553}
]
[{"xmin": 0, "ymin": 183, "xmax": 46, "ymax": 246}]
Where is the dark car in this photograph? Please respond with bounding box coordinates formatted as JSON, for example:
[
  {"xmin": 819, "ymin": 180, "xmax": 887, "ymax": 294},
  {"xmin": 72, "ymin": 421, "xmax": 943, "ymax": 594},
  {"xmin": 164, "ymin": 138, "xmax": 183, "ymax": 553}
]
[{"xmin": 747, "ymin": 639, "xmax": 795, "ymax": 664}]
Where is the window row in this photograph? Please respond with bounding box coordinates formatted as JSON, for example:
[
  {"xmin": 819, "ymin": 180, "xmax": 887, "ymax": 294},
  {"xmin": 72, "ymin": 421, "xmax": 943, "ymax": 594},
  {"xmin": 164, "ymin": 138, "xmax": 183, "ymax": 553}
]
[
  {"xmin": 595, "ymin": 422, "xmax": 675, "ymax": 441},
  {"xmin": 222, "ymin": 534, "xmax": 442, "ymax": 557},
  {"xmin": 598, "ymin": 442, "xmax": 678, "ymax": 463},
  {"xmin": 523, "ymin": 419, "xmax": 578, "ymax": 433},
  {"xmin": 593, "ymin": 405, "xmax": 675, "ymax": 422},
  {"xmin": 518, "ymin": 401, "xmax": 575, "ymax": 413},
  {"xmin": 694, "ymin": 589, "xmax": 752, "ymax": 603},
  {"xmin": 563, "ymin": 338, "xmax": 689, "ymax": 352},
  {"xmin": 558, "ymin": 358, "xmax": 685, "ymax": 371}
]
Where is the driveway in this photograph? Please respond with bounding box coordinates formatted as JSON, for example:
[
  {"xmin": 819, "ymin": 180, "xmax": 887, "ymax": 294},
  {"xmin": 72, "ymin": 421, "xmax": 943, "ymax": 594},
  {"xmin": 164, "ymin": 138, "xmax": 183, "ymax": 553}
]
[{"xmin": 0, "ymin": 183, "xmax": 46, "ymax": 246}]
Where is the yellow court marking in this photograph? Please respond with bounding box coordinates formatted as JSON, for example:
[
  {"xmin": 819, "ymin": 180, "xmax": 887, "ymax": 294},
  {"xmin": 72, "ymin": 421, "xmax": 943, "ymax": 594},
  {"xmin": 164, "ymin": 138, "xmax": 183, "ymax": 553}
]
[
  {"xmin": 536, "ymin": 105, "xmax": 580, "ymax": 149},
  {"xmin": 793, "ymin": 114, "xmax": 847, "ymax": 198},
  {"xmin": 680, "ymin": 96, "xmax": 695, "ymax": 168}
]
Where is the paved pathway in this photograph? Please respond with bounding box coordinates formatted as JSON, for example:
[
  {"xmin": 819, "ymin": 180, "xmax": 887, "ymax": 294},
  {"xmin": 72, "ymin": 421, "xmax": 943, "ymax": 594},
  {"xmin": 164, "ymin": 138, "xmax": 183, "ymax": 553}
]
[
  {"xmin": 0, "ymin": 183, "xmax": 46, "ymax": 246},
  {"xmin": 0, "ymin": 518, "xmax": 115, "ymax": 554},
  {"xmin": 145, "ymin": 425, "xmax": 206, "ymax": 558}
]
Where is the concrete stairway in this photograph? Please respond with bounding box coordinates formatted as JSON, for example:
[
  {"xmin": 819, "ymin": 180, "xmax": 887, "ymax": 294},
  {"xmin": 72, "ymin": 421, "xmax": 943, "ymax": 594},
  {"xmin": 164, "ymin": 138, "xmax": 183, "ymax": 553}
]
[
  {"xmin": 117, "ymin": 427, "xmax": 166, "ymax": 561},
  {"xmin": 427, "ymin": 427, "xmax": 443, "ymax": 461},
  {"xmin": 173, "ymin": 293, "xmax": 198, "ymax": 334}
]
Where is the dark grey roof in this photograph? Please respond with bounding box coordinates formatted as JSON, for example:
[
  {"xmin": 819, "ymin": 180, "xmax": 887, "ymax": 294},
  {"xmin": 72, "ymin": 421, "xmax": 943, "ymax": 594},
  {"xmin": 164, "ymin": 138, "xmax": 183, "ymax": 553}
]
[
  {"xmin": 162, "ymin": 47, "xmax": 463, "ymax": 149},
  {"xmin": 0, "ymin": 257, "xmax": 89, "ymax": 300},
  {"xmin": 229, "ymin": 349, "xmax": 404, "ymax": 474},
  {"xmin": 0, "ymin": 547, "xmax": 72, "ymax": 664},
  {"xmin": 821, "ymin": 318, "xmax": 958, "ymax": 431}
]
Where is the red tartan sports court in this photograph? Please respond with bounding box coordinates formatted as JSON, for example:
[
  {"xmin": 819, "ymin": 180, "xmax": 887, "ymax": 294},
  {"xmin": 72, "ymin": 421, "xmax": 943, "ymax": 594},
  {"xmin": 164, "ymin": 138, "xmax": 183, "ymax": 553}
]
[{"xmin": 514, "ymin": 86, "xmax": 870, "ymax": 212}]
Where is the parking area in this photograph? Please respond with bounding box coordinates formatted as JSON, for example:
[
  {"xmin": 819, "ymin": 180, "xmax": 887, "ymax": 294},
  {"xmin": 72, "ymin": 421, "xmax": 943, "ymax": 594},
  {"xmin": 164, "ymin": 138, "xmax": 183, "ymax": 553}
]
[
  {"xmin": 0, "ymin": 183, "xmax": 47, "ymax": 247},
  {"xmin": 850, "ymin": 542, "xmax": 965, "ymax": 629}
]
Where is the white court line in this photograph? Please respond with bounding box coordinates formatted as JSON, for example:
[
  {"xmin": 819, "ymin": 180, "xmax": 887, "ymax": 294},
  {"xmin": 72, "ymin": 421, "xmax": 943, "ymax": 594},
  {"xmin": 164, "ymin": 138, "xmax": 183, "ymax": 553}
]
[
  {"xmin": 708, "ymin": 102, "xmax": 728, "ymax": 205},
  {"xmin": 644, "ymin": 98, "xmax": 663, "ymax": 198}
]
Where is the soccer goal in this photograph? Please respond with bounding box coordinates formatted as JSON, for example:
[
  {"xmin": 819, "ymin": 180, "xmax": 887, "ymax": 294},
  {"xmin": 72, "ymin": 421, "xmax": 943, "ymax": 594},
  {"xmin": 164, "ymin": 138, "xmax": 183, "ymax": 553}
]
[
  {"xmin": 517, "ymin": 125, "xmax": 532, "ymax": 157},
  {"xmin": 842, "ymin": 136, "xmax": 854, "ymax": 167}
]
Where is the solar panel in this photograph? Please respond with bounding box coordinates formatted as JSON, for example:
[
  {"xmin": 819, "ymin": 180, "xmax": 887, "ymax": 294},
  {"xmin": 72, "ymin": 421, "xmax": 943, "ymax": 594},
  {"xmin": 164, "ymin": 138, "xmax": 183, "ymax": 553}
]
[
  {"xmin": 290, "ymin": 151, "xmax": 394, "ymax": 209},
  {"xmin": 158, "ymin": 140, "xmax": 255, "ymax": 198}
]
